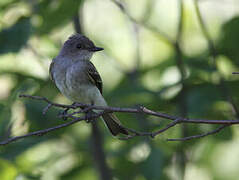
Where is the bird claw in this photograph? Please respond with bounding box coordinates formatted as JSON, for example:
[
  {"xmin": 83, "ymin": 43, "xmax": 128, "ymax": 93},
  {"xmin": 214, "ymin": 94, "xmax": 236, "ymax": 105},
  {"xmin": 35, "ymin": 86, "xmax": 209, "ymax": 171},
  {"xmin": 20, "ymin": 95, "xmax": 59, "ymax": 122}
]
[
  {"xmin": 58, "ymin": 102, "xmax": 78, "ymax": 121},
  {"xmin": 85, "ymin": 111, "xmax": 97, "ymax": 123},
  {"xmin": 85, "ymin": 119, "xmax": 93, "ymax": 123}
]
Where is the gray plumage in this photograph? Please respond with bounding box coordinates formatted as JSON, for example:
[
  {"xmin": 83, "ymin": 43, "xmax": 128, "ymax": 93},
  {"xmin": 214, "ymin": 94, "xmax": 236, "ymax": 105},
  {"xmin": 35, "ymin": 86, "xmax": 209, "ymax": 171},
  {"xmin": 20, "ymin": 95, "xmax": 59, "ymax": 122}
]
[{"xmin": 50, "ymin": 34, "xmax": 128, "ymax": 136}]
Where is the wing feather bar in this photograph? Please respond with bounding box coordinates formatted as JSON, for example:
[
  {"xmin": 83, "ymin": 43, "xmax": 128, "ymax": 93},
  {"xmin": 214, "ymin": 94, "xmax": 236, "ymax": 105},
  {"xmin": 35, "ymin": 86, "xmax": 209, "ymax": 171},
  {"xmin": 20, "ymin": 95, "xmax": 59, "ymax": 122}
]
[{"xmin": 86, "ymin": 61, "xmax": 103, "ymax": 94}]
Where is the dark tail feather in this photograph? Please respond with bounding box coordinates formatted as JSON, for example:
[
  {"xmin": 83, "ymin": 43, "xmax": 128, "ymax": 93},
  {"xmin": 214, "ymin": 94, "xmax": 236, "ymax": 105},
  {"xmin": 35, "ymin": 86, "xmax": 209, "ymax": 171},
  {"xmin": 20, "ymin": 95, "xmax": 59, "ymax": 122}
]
[{"xmin": 102, "ymin": 113, "xmax": 128, "ymax": 136}]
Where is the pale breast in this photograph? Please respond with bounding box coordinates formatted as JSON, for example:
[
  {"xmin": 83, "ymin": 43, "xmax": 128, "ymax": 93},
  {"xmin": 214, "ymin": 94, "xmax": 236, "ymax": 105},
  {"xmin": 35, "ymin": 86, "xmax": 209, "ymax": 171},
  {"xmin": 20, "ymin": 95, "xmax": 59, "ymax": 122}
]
[
  {"xmin": 52, "ymin": 58, "xmax": 104, "ymax": 105},
  {"xmin": 51, "ymin": 57, "xmax": 74, "ymax": 101},
  {"xmin": 65, "ymin": 61, "xmax": 98, "ymax": 104}
]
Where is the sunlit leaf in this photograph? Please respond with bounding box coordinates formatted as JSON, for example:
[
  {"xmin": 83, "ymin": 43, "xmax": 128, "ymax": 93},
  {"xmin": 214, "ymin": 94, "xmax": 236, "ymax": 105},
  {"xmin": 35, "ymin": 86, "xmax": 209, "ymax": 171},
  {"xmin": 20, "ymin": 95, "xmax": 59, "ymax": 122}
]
[{"xmin": 0, "ymin": 159, "xmax": 17, "ymax": 180}]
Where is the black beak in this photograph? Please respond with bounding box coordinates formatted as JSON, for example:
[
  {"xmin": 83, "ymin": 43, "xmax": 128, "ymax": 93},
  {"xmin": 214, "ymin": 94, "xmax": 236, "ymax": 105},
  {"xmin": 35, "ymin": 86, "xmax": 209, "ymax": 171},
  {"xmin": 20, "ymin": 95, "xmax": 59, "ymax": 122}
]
[{"xmin": 90, "ymin": 46, "xmax": 104, "ymax": 52}]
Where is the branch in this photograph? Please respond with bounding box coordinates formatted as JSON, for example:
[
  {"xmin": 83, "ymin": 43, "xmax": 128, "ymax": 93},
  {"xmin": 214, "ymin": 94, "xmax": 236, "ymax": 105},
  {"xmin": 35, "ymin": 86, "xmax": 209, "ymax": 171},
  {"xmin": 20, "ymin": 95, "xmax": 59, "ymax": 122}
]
[
  {"xmin": 18, "ymin": 95, "xmax": 239, "ymax": 125},
  {"xmin": 73, "ymin": 7, "xmax": 113, "ymax": 180},
  {"xmin": 194, "ymin": 0, "xmax": 239, "ymax": 118},
  {"xmin": 0, "ymin": 110, "xmax": 105, "ymax": 145},
  {"xmin": 167, "ymin": 125, "xmax": 228, "ymax": 141},
  {"xmin": 0, "ymin": 94, "xmax": 238, "ymax": 145},
  {"xmin": 194, "ymin": 0, "xmax": 216, "ymax": 59},
  {"xmin": 110, "ymin": 0, "xmax": 174, "ymax": 44}
]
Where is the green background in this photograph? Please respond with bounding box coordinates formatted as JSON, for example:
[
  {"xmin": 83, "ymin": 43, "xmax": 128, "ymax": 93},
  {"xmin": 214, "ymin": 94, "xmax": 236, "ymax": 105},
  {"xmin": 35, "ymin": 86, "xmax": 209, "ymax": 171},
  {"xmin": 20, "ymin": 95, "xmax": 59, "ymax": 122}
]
[{"xmin": 0, "ymin": 0, "xmax": 239, "ymax": 179}]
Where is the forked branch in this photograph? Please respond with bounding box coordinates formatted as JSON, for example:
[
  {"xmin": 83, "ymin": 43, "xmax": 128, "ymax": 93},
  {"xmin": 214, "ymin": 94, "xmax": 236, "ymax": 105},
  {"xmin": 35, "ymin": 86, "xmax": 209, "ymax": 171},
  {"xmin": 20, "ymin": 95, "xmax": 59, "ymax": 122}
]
[{"xmin": 0, "ymin": 94, "xmax": 238, "ymax": 145}]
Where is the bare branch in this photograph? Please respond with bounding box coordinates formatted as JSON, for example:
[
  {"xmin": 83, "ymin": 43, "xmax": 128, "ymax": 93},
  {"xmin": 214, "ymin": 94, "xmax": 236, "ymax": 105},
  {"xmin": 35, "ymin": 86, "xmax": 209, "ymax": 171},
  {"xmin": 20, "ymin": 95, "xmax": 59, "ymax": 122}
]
[
  {"xmin": 18, "ymin": 94, "xmax": 239, "ymax": 125},
  {"xmin": 110, "ymin": 0, "xmax": 174, "ymax": 44},
  {"xmin": 167, "ymin": 125, "xmax": 228, "ymax": 141},
  {"xmin": 152, "ymin": 118, "xmax": 183, "ymax": 138},
  {"xmin": 0, "ymin": 111, "xmax": 105, "ymax": 146},
  {"xmin": 194, "ymin": 0, "xmax": 239, "ymax": 118},
  {"xmin": 0, "ymin": 94, "xmax": 237, "ymax": 145}
]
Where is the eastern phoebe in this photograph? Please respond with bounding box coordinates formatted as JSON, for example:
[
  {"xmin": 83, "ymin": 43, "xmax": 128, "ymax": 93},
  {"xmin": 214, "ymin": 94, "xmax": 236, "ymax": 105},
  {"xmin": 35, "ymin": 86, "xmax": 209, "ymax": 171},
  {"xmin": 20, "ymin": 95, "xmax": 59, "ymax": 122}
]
[{"xmin": 50, "ymin": 34, "xmax": 128, "ymax": 136}]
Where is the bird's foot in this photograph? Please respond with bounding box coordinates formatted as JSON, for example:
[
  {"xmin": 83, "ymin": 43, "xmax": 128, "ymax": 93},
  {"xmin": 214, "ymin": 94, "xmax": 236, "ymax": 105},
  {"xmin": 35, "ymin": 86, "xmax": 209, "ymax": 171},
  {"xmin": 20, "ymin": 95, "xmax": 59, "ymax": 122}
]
[
  {"xmin": 58, "ymin": 102, "xmax": 78, "ymax": 121},
  {"xmin": 71, "ymin": 102, "xmax": 78, "ymax": 109},
  {"xmin": 85, "ymin": 111, "xmax": 97, "ymax": 123}
]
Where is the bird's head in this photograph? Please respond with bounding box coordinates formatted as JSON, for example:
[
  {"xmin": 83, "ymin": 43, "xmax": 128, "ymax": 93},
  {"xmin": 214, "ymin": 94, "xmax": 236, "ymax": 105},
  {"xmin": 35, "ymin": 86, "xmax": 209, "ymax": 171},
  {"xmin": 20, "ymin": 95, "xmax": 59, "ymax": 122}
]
[{"xmin": 60, "ymin": 34, "xmax": 104, "ymax": 60}]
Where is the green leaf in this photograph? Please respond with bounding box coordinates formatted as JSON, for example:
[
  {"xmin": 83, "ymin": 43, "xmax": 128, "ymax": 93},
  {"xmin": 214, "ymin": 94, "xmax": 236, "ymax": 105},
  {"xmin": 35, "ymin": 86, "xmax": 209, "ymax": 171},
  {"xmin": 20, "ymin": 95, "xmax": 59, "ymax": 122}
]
[
  {"xmin": 0, "ymin": 0, "xmax": 15, "ymax": 7},
  {"xmin": 0, "ymin": 16, "xmax": 32, "ymax": 54},
  {"xmin": 0, "ymin": 104, "xmax": 11, "ymax": 138},
  {"xmin": 0, "ymin": 159, "xmax": 17, "ymax": 180},
  {"xmin": 184, "ymin": 83, "xmax": 222, "ymax": 118},
  {"xmin": 141, "ymin": 147, "xmax": 164, "ymax": 180},
  {"xmin": 36, "ymin": 0, "xmax": 84, "ymax": 35},
  {"xmin": 218, "ymin": 16, "xmax": 239, "ymax": 65}
]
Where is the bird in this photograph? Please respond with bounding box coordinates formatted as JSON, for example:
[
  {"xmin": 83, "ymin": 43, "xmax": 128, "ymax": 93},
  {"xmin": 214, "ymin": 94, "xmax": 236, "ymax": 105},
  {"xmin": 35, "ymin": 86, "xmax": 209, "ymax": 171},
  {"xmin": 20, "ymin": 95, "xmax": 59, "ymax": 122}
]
[{"xmin": 49, "ymin": 34, "xmax": 128, "ymax": 136}]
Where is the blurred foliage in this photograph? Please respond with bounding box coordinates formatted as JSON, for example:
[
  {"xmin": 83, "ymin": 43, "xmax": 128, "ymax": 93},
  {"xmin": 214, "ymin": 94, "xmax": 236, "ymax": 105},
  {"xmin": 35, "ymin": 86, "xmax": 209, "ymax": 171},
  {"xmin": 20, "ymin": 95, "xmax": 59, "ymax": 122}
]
[
  {"xmin": 0, "ymin": 16, "xmax": 31, "ymax": 54},
  {"xmin": 219, "ymin": 17, "xmax": 239, "ymax": 66},
  {"xmin": 36, "ymin": 0, "xmax": 83, "ymax": 35},
  {"xmin": 0, "ymin": 0, "xmax": 239, "ymax": 180}
]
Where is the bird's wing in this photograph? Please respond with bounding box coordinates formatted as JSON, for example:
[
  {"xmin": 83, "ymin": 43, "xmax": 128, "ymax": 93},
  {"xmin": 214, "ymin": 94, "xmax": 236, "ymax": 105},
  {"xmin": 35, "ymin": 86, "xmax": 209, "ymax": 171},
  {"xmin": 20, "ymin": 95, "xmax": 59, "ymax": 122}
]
[
  {"xmin": 86, "ymin": 61, "xmax": 103, "ymax": 94},
  {"xmin": 49, "ymin": 59, "xmax": 55, "ymax": 83}
]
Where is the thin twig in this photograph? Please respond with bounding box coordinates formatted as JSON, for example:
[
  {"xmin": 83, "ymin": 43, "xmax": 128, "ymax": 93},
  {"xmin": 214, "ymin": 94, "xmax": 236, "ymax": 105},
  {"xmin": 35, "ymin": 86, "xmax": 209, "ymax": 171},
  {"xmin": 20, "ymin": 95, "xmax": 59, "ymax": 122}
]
[
  {"xmin": 152, "ymin": 118, "xmax": 183, "ymax": 137},
  {"xmin": 0, "ymin": 94, "xmax": 237, "ymax": 145},
  {"xmin": 0, "ymin": 113, "xmax": 101, "ymax": 146},
  {"xmin": 43, "ymin": 104, "xmax": 53, "ymax": 115},
  {"xmin": 174, "ymin": 2, "xmax": 188, "ymax": 177},
  {"xmin": 19, "ymin": 94, "xmax": 79, "ymax": 109},
  {"xmin": 167, "ymin": 125, "xmax": 228, "ymax": 141},
  {"xmin": 194, "ymin": 0, "xmax": 216, "ymax": 59},
  {"xmin": 19, "ymin": 94, "xmax": 239, "ymax": 124},
  {"xmin": 194, "ymin": 0, "xmax": 239, "ymax": 118},
  {"xmin": 110, "ymin": 0, "xmax": 174, "ymax": 44}
]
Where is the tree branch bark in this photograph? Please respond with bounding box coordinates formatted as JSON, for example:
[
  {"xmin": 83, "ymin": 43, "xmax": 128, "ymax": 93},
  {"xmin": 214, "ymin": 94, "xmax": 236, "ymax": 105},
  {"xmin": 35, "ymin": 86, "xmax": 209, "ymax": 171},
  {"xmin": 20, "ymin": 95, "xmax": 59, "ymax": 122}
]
[{"xmin": 0, "ymin": 94, "xmax": 237, "ymax": 145}]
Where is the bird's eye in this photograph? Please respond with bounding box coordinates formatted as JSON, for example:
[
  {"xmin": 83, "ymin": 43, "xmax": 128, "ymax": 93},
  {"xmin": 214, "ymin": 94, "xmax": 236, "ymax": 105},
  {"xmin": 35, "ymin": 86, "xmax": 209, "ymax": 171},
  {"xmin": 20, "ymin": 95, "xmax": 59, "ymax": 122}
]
[{"xmin": 76, "ymin": 43, "xmax": 82, "ymax": 49}]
